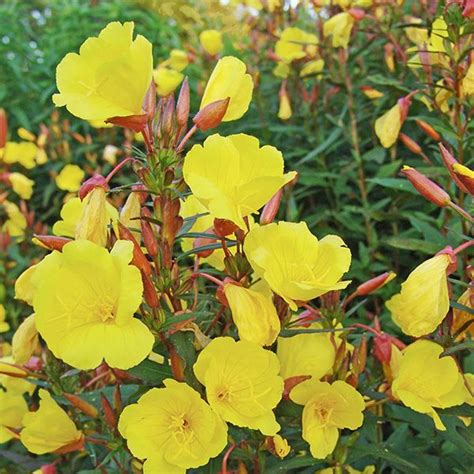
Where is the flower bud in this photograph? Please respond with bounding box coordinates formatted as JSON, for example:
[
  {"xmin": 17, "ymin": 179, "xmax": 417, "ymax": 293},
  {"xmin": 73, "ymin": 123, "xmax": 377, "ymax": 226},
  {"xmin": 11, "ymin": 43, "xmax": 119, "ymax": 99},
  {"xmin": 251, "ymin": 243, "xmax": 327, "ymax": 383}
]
[
  {"xmin": 193, "ymin": 97, "xmax": 230, "ymax": 131},
  {"xmin": 373, "ymin": 333, "xmax": 392, "ymax": 364},
  {"xmin": 141, "ymin": 207, "xmax": 159, "ymax": 258},
  {"xmin": 63, "ymin": 393, "xmax": 99, "ymax": 418},
  {"xmin": 100, "ymin": 393, "xmax": 117, "ymax": 430},
  {"xmin": 78, "ymin": 174, "xmax": 108, "ymax": 200},
  {"xmin": 463, "ymin": 0, "xmax": 474, "ymax": 17},
  {"xmin": 415, "ymin": 119, "xmax": 441, "ymax": 141},
  {"xmin": 356, "ymin": 271, "xmax": 396, "ymax": 296},
  {"xmin": 351, "ymin": 335, "xmax": 367, "ymax": 376},
  {"xmin": 214, "ymin": 218, "xmax": 239, "ymax": 237},
  {"xmin": 142, "ymin": 272, "xmax": 159, "ymax": 308},
  {"xmin": 452, "ymin": 163, "xmax": 474, "ymax": 196},
  {"xmin": 401, "ymin": 166, "xmax": 451, "ymax": 207},
  {"xmin": 32, "ymin": 235, "xmax": 72, "ymax": 251},
  {"xmin": 439, "ymin": 143, "xmax": 469, "ymax": 193},
  {"xmin": 399, "ymin": 133, "xmax": 422, "ymax": 155},
  {"xmin": 0, "ymin": 108, "xmax": 7, "ymax": 148},
  {"xmin": 260, "ymin": 189, "xmax": 283, "ymax": 225},
  {"xmin": 176, "ymin": 77, "xmax": 190, "ymax": 129},
  {"xmin": 117, "ymin": 222, "xmax": 152, "ymax": 276},
  {"xmin": 348, "ymin": 8, "xmax": 365, "ymax": 20},
  {"xmin": 384, "ymin": 43, "xmax": 395, "ymax": 72}
]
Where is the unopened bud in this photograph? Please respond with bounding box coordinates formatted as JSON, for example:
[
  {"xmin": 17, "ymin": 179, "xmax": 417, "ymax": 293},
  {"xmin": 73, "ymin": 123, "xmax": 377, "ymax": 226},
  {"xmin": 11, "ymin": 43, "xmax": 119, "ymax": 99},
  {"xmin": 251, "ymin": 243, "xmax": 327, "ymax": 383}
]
[
  {"xmin": 373, "ymin": 333, "xmax": 392, "ymax": 364},
  {"xmin": 260, "ymin": 189, "xmax": 283, "ymax": 225},
  {"xmin": 32, "ymin": 235, "xmax": 71, "ymax": 251},
  {"xmin": 401, "ymin": 166, "xmax": 451, "ymax": 207},
  {"xmin": 351, "ymin": 335, "xmax": 367, "ymax": 376},
  {"xmin": 384, "ymin": 43, "xmax": 395, "ymax": 72},
  {"xmin": 176, "ymin": 77, "xmax": 190, "ymax": 129},
  {"xmin": 141, "ymin": 207, "xmax": 159, "ymax": 258},
  {"xmin": 463, "ymin": 0, "xmax": 474, "ymax": 17},
  {"xmin": 38, "ymin": 464, "xmax": 57, "ymax": 474},
  {"xmin": 142, "ymin": 272, "xmax": 159, "ymax": 308},
  {"xmin": 397, "ymin": 96, "xmax": 411, "ymax": 122},
  {"xmin": 118, "ymin": 222, "xmax": 152, "ymax": 276},
  {"xmin": 438, "ymin": 143, "xmax": 468, "ymax": 193},
  {"xmin": 452, "ymin": 163, "xmax": 474, "ymax": 196},
  {"xmin": 143, "ymin": 80, "xmax": 157, "ymax": 121},
  {"xmin": 113, "ymin": 384, "xmax": 122, "ymax": 412},
  {"xmin": 348, "ymin": 8, "xmax": 365, "ymax": 20},
  {"xmin": 78, "ymin": 174, "xmax": 108, "ymax": 200},
  {"xmin": 0, "ymin": 108, "xmax": 7, "ymax": 148},
  {"xmin": 161, "ymin": 95, "xmax": 176, "ymax": 139},
  {"xmin": 399, "ymin": 133, "xmax": 422, "ymax": 155},
  {"xmin": 63, "ymin": 393, "xmax": 99, "ymax": 418},
  {"xmin": 193, "ymin": 98, "xmax": 230, "ymax": 131},
  {"xmin": 356, "ymin": 271, "xmax": 396, "ymax": 296},
  {"xmin": 415, "ymin": 119, "xmax": 441, "ymax": 141},
  {"xmin": 100, "ymin": 393, "xmax": 117, "ymax": 430},
  {"xmin": 194, "ymin": 227, "xmax": 218, "ymax": 258}
]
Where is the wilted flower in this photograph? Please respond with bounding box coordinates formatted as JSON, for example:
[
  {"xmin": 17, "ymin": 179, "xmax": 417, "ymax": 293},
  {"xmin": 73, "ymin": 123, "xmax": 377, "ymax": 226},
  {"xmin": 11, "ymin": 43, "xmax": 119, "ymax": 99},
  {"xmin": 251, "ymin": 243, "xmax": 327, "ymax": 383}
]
[
  {"xmin": 200, "ymin": 29, "xmax": 224, "ymax": 56},
  {"xmin": 53, "ymin": 22, "xmax": 153, "ymax": 122},
  {"xmin": 391, "ymin": 340, "xmax": 466, "ymax": 430},
  {"xmin": 30, "ymin": 239, "xmax": 154, "ymax": 370},
  {"xmin": 118, "ymin": 379, "xmax": 227, "ymax": 473},
  {"xmin": 0, "ymin": 390, "xmax": 28, "ymax": 444},
  {"xmin": 21, "ymin": 389, "xmax": 83, "ymax": 454},
  {"xmin": 324, "ymin": 13, "xmax": 355, "ymax": 49},
  {"xmin": 244, "ymin": 221, "xmax": 351, "ymax": 310},
  {"xmin": 275, "ymin": 28, "xmax": 318, "ymax": 63},
  {"xmin": 200, "ymin": 56, "xmax": 253, "ymax": 122},
  {"xmin": 194, "ymin": 337, "xmax": 283, "ymax": 435},
  {"xmin": 375, "ymin": 103, "xmax": 403, "ymax": 148},
  {"xmin": 55, "ymin": 164, "xmax": 85, "ymax": 192},
  {"xmin": 183, "ymin": 134, "xmax": 295, "ymax": 228},
  {"xmin": 386, "ymin": 254, "xmax": 451, "ymax": 337},
  {"xmin": 290, "ymin": 379, "xmax": 365, "ymax": 459},
  {"xmin": 11, "ymin": 315, "xmax": 39, "ymax": 364}
]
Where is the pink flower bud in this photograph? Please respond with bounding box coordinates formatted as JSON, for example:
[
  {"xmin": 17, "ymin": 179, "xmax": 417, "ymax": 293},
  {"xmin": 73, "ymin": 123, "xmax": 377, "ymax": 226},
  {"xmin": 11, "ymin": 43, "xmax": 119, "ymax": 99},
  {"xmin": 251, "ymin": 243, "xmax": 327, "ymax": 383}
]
[
  {"xmin": 193, "ymin": 97, "xmax": 230, "ymax": 131},
  {"xmin": 176, "ymin": 77, "xmax": 190, "ymax": 129},
  {"xmin": 260, "ymin": 189, "xmax": 283, "ymax": 225},
  {"xmin": 356, "ymin": 272, "xmax": 396, "ymax": 296},
  {"xmin": 78, "ymin": 174, "xmax": 108, "ymax": 200},
  {"xmin": 0, "ymin": 108, "xmax": 7, "ymax": 148},
  {"xmin": 439, "ymin": 144, "xmax": 470, "ymax": 193},
  {"xmin": 401, "ymin": 166, "xmax": 451, "ymax": 207}
]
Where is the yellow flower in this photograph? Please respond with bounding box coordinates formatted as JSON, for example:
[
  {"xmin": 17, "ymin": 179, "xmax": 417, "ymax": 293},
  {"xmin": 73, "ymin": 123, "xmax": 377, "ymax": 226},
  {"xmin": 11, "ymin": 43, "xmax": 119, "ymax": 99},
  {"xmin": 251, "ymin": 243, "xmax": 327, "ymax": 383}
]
[
  {"xmin": 154, "ymin": 67, "xmax": 184, "ymax": 96},
  {"xmin": 291, "ymin": 379, "xmax": 365, "ymax": 459},
  {"xmin": 21, "ymin": 389, "xmax": 83, "ymax": 454},
  {"xmin": 53, "ymin": 22, "xmax": 153, "ymax": 122},
  {"xmin": 391, "ymin": 340, "xmax": 466, "ymax": 430},
  {"xmin": 374, "ymin": 103, "xmax": 402, "ymax": 148},
  {"xmin": 275, "ymin": 28, "xmax": 318, "ymax": 63},
  {"xmin": 118, "ymin": 379, "xmax": 227, "ymax": 473},
  {"xmin": 166, "ymin": 49, "xmax": 189, "ymax": 72},
  {"xmin": 0, "ymin": 355, "xmax": 35, "ymax": 395},
  {"xmin": 2, "ymin": 201, "xmax": 27, "ymax": 237},
  {"xmin": 31, "ymin": 239, "xmax": 154, "ymax": 370},
  {"xmin": 452, "ymin": 288, "xmax": 474, "ymax": 339},
  {"xmin": 15, "ymin": 265, "xmax": 39, "ymax": 305},
  {"xmin": 194, "ymin": 337, "xmax": 283, "ymax": 435},
  {"xmin": 404, "ymin": 17, "xmax": 429, "ymax": 44},
  {"xmin": 462, "ymin": 62, "xmax": 474, "ymax": 97},
  {"xmin": 273, "ymin": 62, "xmax": 290, "ymax": 79},
  {"xmin": 278, "ymin": 93, "xmax": 292, "ymax": 120},
  {"xmin": 223, "ymin": 281, "xmax": 281, "ymax": 346},
  {"xmin": 0, "ymin": 390, "xmax": 28, "ymax": 444},
  {"xmin": 244, "ymin": 222, "xmax": 351, "ymax": 310},
  {"xmin": 183, "ymin": 134, "xmax": 295, "ymax": 229},
  {"xmin": 386, "ymin": 254, "xmax": 450, "ymax": 337},
  {"xmin": 300, "ymin": 59, "xmax": 325, "ymax": 78},
  {"xmin": 0, "ymin": 304, "xmax": 9, "ymax": 333},
  {"xmin": 55, "ymin": 164, "xmax": 85, "ymax": 192},
  {"xmin": 361, "ymin": 86, "xmax": 384, "ymax": 99},
  {"xmin": 12, "ymin": 315, "xmax": 39, "ymax": 364},
  {"xmin": 200, "ymin": 56, "xmax": 253, "ymax": 122},
  {"xmin": 272, "ymin": 434, "xmax": 290, "ymax": 458},
  {"xmin": 200, "ymin": 30, "xmax": 224, "ymax": 56},
  {"xmin": 324, "ymin": 13, "xmax": 355, "ymax": 49},
  {"xmin": 1, "ymin": 141, "xmax": 38, "ymax": 169},
  {"xmin": 17, "ymin": 127, "xmax": 36, "ymax": 142},
  {"xmin": 9, "ymin": 172, "xmax": 34, "ymax": 200},
  {"xmin": 277, "ymin": 326, "xmax": 336, "ymax": 380}
]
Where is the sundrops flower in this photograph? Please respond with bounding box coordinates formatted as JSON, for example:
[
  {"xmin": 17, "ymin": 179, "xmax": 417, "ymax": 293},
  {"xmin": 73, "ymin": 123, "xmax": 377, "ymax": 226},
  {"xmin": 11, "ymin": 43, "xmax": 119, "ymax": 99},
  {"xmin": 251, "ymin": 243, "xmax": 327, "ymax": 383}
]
[
  {"xmin": 30, "ymin": 239, "xmax": 154, "ymax": 370},
  {"xmin": 1, "ymin": 141, "xmax": 38, "ymax": 169},
  {"xmin": 0, "ymin": 390, "xmax": 28, "ymax": 444},
  {"xmin": 386, "ymin": 254, "xmax": 450, "ymax": 337},
  {"xmin": 53, "ymin": 22, "xmax": 153, "ymax": 122},
  {"xmin": 183, "ymin": 134, "xmax": 296, "ymax": 229},
  {"xmin": 275, "ymin": 28, "xmax": 318, "ymax": 63},
  {"xmin": 200, "ymin": 30, "xmax": 224, "ymax": 56},
  {"xmin": 391, "ymin": 340, "xmax": 466, "ymax": 430},
  {"xmin": 2, "ymin": 201, "xmax": 27, "ymax": 237},
  {"xmin": 290, "ymin": 379, "xmax": 365, "ymax": 459},
  {"xmin": 200, "ymin": 56, "xmax": 253, "ymax": 122},
  {"xmin": 164, "ymin": 49, "xmax": 189, "ymax": 72},
  {"xmin": 55, "ymin": 164, "xmax": 85, "ymax": 192},
  {"xmin": 324, "ymin": 13, "xmax": 355, "ymax": 49},
  {"xmin": 153, "ymin": 67, "xmax": 184, "ymax": 96},
  {"xmin": 118, "ymin": 379, "xmax": 227, "ymax": 473},
  {"xmin": 21, "ymin": 389, "xmax": 83, "ymax": 454},
  {"xmin": 223, "ymin": 281, "xmax": 281, "ymax": 346},
  {"xmin": 244, "ymin": 222, "xmax": 351, "ymax": 310},
  {"xmin": 12, "ymin": 315, "xmax": 39, "ymax": 364},
  {"xmin": 194, "ymin": 337, "xmax": 283, "ymax": 435},
  {"xmin": 9, "ymin": 173, "xmax": 34, "ymax": 200}
]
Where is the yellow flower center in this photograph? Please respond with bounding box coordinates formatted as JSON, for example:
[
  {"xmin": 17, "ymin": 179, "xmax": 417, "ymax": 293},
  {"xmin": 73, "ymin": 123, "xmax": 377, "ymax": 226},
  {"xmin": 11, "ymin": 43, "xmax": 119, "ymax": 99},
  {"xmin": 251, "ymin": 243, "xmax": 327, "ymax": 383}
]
[
  {"xmin": 313, "ymin": 402, "xmax": 333, "ymax": 425},
  {"xmin": 95, "ymin": 298, "xmax": 116, "ymax": 323},
  {"xmin": 216, "ymin": 386, "xmax": 232, "ymax": 402}
]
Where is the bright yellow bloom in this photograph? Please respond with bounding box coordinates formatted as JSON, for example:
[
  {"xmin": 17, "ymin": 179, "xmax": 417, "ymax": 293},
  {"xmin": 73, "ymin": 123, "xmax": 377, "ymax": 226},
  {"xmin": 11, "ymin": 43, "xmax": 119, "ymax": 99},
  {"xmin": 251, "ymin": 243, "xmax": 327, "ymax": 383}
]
[
  {"xmin": 55, "ymin": 164, "xmax": 85, "ymax": 192},
  {"xmin": 275, "ymin": 28, "xmax": 318, "ymax": 63},
  {"xmin": 9, "ymin": 172, "xmax": 34, "ymax": 200},
  {"xmin": 272, "ymin": 434, "xmax": 290, "ymax": 458},
  {"xmin": 0, "ymin": 304, "xmax": 9, "ymax": 333},
  {"xmin": 386, "ymin": 254, "xmax": 450, "ymax": 337},
  {"xmin": 31, "ymin": 239, "xmax": 153, "ymax": 370},
  {"xmin": 0, "ymin": 390, "xmax": 28, "ymax": 444},
  {"xmin": 277, "ymin": 327, "xmax": 336, "ymax": 380},
  {"xmin": 21, "ymin": 389, "xmax": 83, "ymax": 454},
  {"xmin": 17, "ymin": 127, "xmax": 36, "ymax": 142},
  {"xmin": 324, "ymin": 13, "xmax": 355, "ymax": 49},
  {"xmin": 278, "ymin": 93, "xmax": 292, "ymax": 120},
  {"xmin": 273, "ymin": 62, "xmax": 290, "ymax": 79},
  {"xmin": 291, "ymin": 379, "xmax": 365, "ymax": 459},
  {"xmin": 183, "ymin": 134, "xmax": 295, "ymax": 229},
  {"xmin": 165, "ymin": 49, "xmax": 189, "ymax": 72},
  {"xmin": 374, "ymin": 103, "xmax": 402, "ymax": 148},
  {"xmin": 244, "ymin": 222, "xmax": 351, "ymax": 310},
  {"xmin": 2, "ymin": 201, "xmax": 27, "ymax": 237},
  {"xmin": 1, "ymin": 141, "xmax": 38, "ymax": 169},
  {"xmin": 462, "ymin": 62, "xmax": 474, "ymax": 96},
  {"xmin": 300, "ymin": 59, "xmax": 325, "ymax": 78},
  {"xmin": 12, "ymin": 315, "xmax": 39, "ymax": 364},
  {"xmin": 200, "ymin": 30, "xmax": 224, "ymax": 56},
  {"xmin": 118, "ymin": 379, "xmax": 227, "ymax": 474},
  {"xmin": 53, "ymin": 22, "xmax": 153, "ymax": 122},
  {"xmin": 194, "ymin": 337, "xmax": 283, "ymax": 435},
  {"xmin": 452, "ymin": 288, "xmax": 474, "ymax": 339},
  {"xmin": 154, "ymin": 67, "xmax": 184, "ymax": 96},
  {"xmin": 223, "ymin": 281, "xmax": 280, "ymax": 346},
  {"xmin": 200, "ymin": 56, "xmax": 253, "ymax": 122},
  {"xmin": 361, "ymin": 86, "xmax": 384, "ymax": 99},
  {"xmin": 391, "ymin": 340, "xmax": 466, "ymax": 430}
]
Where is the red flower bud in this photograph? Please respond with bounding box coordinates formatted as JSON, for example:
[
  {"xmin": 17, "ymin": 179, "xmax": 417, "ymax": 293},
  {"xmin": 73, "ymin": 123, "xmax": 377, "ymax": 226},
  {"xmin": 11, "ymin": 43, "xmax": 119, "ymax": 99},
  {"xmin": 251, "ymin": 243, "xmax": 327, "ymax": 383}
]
[
  {"xmin": 415, "ymin": 119, "xmax": 441, "ymax": 141},
  {"xmin": 356, "ymin": 272, "xmax": 396, "ymax": 296},
  {"xmin": 373, "ymin": 333, "xmax": 392, "ymax": 364},
  {"xmin": 260, "ymin": 189, "xmax": 283, "ymax": 225},
  {"xmin": 78, "ymin": 174, "xmax": 108, "ymax": 200},
  {"xmin": 401, "ymin": 166, "xmax": 451, "ymax": 207},
  {"xmin": 438, "ymin": 143, "xmax": 469, "ymax": 193},
  {"xmin": 63, "ymin": 393, "xmax": 98, "ymax": 418},
  {"xmin": 176, "ymin": 77, "xmax": 190, "ymax": 129},
  {"xmin": 100, "ymin": 393, "xmax": 117, "ymax": 430},
  {"xmin": 0, "ymin": 108, "xmax": 7, "ymax": 148},
  {"xmin": 39, "ymin": 464, "xmax": 57, "ymax": 474},
  {"xmin": 399, "ymin": 133, "xmax": 422, "ymax": 155},
  {"xmin": 33, "ymin": 235, "xmax": 72, "ymax": 251},
  {"xmin": 348, "ymin": 8, "xmax": 365, "ymax": 20},
  {"xmin": 193, "ymin": 97, "xmax": 230, "ymax": 131}
]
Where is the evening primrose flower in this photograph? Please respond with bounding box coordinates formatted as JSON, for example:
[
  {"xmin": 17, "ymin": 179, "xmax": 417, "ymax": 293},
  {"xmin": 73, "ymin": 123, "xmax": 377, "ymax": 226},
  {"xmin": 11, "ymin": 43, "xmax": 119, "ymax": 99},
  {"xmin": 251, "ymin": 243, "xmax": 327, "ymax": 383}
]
[
  {"xmin": 194, "ymin": 337, "xmax": 283, "ymax": 435},
  {"xmin": 223, "ymin": 281, "xmax": 281, "ymax": 346},
  {"xmin": 324, "ymin": 13, "xmax": 355, "ymax": 49},
  {"xmin": 244, "ymin": 222, "xmax": 351, "ymax": 310},
  {"xmin": 290, "ymin": 379, "xmax": 365, "ymax": 459},
  {"xmin": 12, "ymin": 315, "xmax": 39, "ymax": 364},
  {"xmin": 118, "ymin": 379, "xmax": 227, "ymax": 473},
  {"xmin": 31, "ymin": 239, "xmax": 154, "ymax": 370},
  {"xmin": 154, "ymin": 67, "xmax": 184, "ymax": 96},
  {"xmin": 21, "ymin": 389, "xmax": 83, "ymax": 454},
  {"xmin": 9, "ymin": 173, "xmax": 34, "ymax": 200},
  {"xmin": 200, "ymin": 29, "xmax": 224, "ymax": 56},
  {"xmin": 165, "ymin": 49, "xmax": 189, "ymax": 72},
  {"xmin": 300, "ymin": 59, "xmax": 325, "ymax": 78},
  {"xmin": 183, "ymin": 134, "xmax": 295, "ymax": 229},
  {"xmin": 2, "ymin": 201, "xmax": 27, "ymax": 237},
  {"xmin": 1, "ymin": 141, "xmax": 38, "ymax": 169},
  {"xmin": 275, "ymin": 28, "xmax": 318, "ymax": 63},
  {"xmin": 386, "ymin": 254, "xmax": 450, "ymax": 337},
  {"xmin": 0, "ymin": 390, "xmax": 28, "ymax": 444},
  {"xmin": 55, "ymin": 164, "xmax": 85, "ymax": 192},
  {"xmin": 200, "ymin": 56, "xmax": 253, "ymax": 121},
  {"xmin": 53, "ymin": 22, "xmax": 153, "ymax": 122},
  {"xmin": 375, "ymin": 102, "xmax": 403, "ymax": 148},
  {"xmin": 391, "ymin": 340, "xmax": 466, "ymax": 430}
]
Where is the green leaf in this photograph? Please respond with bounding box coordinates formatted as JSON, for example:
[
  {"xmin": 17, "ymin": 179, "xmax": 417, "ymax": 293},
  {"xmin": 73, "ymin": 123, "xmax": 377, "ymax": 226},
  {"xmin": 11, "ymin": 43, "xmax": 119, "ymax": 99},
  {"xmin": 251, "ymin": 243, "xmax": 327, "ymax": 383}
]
[
  {"xmin": 384, "ymin": 237, "xmax": 441, "ymax": 254},
  {"xmin": 127, "ymin": 360, "xmax": 172, "ymax": 384}
]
